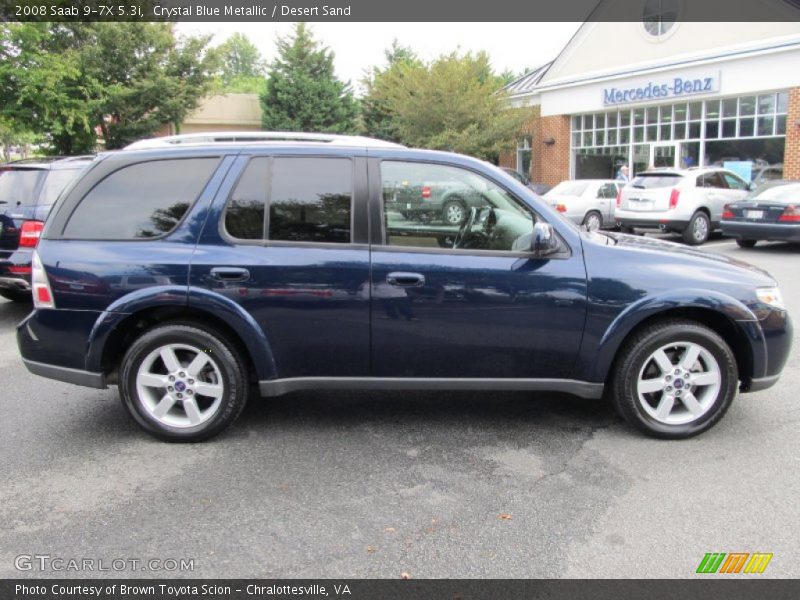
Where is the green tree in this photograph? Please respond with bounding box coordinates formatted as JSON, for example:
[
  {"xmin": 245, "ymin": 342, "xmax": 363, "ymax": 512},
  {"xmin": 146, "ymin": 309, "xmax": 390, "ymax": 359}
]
[
  {"xmin": 260, "ymin": 23, "xmax": 358, "ymax": 133},
  {"xmin": 0, "ymin": 23, "xmax": 217, "ymax": 153},
  {"xmin": 213, "ymin": 32, "xmax": 266, "ymax": 94},
  {"xmin": 361, "ymin": 40, "xmax": 421, "ymax": 142},
  {"xmin": 362, "ymin": 50, "xmax": 530, "ymax": 161}
]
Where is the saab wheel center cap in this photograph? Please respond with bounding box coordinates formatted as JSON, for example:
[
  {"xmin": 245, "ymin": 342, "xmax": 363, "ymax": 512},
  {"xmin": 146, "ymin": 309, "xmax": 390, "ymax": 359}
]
[
  {"xmin": 174, "ymin": 381, "xmax": 187, "ymax": 392},
  {"xmin": 673, "ymin": 378, "xmax": 684, "ymax": 389}
]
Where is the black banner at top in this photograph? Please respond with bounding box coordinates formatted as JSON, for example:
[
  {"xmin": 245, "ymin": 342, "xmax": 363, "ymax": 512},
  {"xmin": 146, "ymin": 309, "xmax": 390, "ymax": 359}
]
[{"xmin": 3, "ymin": 0, "xmax": 800, "ymax": 22}]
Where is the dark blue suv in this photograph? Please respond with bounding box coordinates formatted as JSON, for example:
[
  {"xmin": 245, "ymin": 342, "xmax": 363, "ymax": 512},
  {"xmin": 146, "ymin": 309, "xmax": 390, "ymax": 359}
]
[{"xmin": 16, "ymin": 136, "xmax": 792, "ymax": 441}]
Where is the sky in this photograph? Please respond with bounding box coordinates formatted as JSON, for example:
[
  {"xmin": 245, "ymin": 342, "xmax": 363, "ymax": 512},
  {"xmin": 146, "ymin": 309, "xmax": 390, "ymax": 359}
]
[{"xmin": 176, "ymin": 22, "xmax": 582, "ymax": 94}]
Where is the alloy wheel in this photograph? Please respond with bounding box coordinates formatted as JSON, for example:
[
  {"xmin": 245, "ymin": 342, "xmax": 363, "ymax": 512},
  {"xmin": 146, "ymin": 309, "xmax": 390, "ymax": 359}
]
[
  {"xmin": 636, "ymin": 341, "xmax": 722, "ymax": 426},
  {"xmin": 135, "ymin": 343, "xmax": 225, "ymax": 428}
]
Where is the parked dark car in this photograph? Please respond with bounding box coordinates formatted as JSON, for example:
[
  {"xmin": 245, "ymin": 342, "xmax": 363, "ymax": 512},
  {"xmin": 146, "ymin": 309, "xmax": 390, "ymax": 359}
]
[
  {"xmin": 721, "ymin": 180, "xmax": 800, "ymax": 247},
  {"xmin": 16, "ymin": 136, "xmax": 792, "ymax": 442},
  {"xmin": 0, "ymin": 156, "xmax": 94, "ymax": 301}
]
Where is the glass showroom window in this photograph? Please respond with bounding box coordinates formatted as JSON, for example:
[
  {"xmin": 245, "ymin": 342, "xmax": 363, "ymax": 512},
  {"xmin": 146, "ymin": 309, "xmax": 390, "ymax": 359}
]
[
  {"xmin": 571, "ymin": 92, "xmax": 788, "ymax": 180},
  {"xmin": 516, "ymin": 136, "xmax": 532, "ymax": 179}
]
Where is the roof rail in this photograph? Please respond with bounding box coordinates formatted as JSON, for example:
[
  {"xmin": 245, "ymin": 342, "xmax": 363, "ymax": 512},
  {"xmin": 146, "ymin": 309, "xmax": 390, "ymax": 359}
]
[{"xmin": 124, "ymin": 131, "xmax": 404, "ymax": 150}]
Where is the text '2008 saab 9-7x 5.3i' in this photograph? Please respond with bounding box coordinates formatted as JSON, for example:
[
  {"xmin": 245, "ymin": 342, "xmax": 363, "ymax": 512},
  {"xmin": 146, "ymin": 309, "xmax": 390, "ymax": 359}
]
[{"xmin": 15, "ymin": 132, "xmax": 792, "ymax": 441}]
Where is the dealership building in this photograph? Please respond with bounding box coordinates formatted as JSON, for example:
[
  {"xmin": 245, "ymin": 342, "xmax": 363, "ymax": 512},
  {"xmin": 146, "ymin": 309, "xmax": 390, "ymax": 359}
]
[{"xmin": 500, "ymin": 16, "xmax": 800, "ymax": 186}]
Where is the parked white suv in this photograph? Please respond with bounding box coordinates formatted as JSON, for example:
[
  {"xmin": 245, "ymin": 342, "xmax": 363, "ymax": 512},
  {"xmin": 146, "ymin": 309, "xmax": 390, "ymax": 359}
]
[{"xmin": 614, "ymin": 167, "xmax": 750, "ymax": 245}]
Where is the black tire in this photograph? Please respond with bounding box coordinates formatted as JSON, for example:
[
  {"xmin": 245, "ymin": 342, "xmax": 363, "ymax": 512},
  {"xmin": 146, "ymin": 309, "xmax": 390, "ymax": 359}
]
[
  {"xmin": 583, "ymin": 211, "xmax": 603, "ymax": 231},
  {"xmin": 736, "ymin": 238, "xmax": 757, "ymax": 248},
  {"xmin": 682, "ymin": 211, "xmax": 711, "ymax": 245},
  {"xmin": 0, "ymin": 288, "xmax": 32, "ymax": 303},
  {"xmin": 442, "ymin": 198, "xmax": 467, "ymax": 225},
  {"xmin": 119, "ymin": 323, "xmax": 249, "ymax": 442},
  {"xmin": 610, "ymin": 319, "xmax": 738, "ymax": 439},
  {"xmin": 619, "ymin": 225, "xmax": 635, "ymax": 234}
]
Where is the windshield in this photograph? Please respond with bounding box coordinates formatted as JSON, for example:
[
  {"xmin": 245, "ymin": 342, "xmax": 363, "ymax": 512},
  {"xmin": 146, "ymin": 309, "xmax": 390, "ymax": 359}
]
[
  {"xmin": 750, "ymin": 182, "xmax": 800, "ymax": 202},
  {"xmin": 630, "ymin": 174, "xmax": 683, "ymax": 189},
  {"xmin": 40, "ymin": 168, "xmax": 84, "ymax": 205},
  {"xmin": 548, "ymin": 181, "xmax": 589, "ymax": 196},
  {"xmin": 0, "ymin": 168, "xmax": 44, "ymax": 206}
]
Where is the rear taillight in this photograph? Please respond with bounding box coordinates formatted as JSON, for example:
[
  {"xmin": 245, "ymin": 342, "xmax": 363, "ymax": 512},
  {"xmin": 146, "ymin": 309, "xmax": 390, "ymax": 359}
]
[
  {"xmin": 19, "ymin": 220, "xmax": 44, "ymax": 248},
  {"xmin": 31, "ymin": 251, "xmax": 55, "ymax": 309},
  {"xmin": 555, "ymin": 204, "xmax": 567, "ymax": 213},
  {"xmin": 668, "ymin": 188, "xmax": 680, "ymax": 210},
  {"xmin": 778, "ymin": 205, "xmax": 800, "ymax": 222},
  {"xmin": 722, "ymin": 204, "xmax": 734, "ymax": 219},
  {"xmin": 421, "ymin": 185, "xmax": 431, "ymax": 199},
  {"xmin": 616, "ymin": 189, "xmax": 622, "ymax": 207}
]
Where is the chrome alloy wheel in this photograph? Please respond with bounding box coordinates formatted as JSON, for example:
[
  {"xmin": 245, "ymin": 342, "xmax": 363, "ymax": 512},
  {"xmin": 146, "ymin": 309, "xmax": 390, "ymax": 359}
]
[
  {"xmin": 584, "ymin": 213, "xmax": 602, "ymax": 231},
  {"xmin": 636, "ymin": 342, "xmax": 722, "ymax": 426},
  {"xmin": 135, "ymin": 343, "xmax": 224, "ymax": 428}
]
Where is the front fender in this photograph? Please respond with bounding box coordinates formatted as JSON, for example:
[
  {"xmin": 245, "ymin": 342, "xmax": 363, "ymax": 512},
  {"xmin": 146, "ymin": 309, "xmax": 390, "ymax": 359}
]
[{"xmin": 588, "ymin": 289, "xmax": 765, "ymax": 382}]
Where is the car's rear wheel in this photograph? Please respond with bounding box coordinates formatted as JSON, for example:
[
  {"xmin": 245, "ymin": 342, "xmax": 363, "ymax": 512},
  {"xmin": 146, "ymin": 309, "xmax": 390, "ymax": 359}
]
[
  {"xmin": 683, "ymin": 211, "xmax": 710, "ymax": 245},
  {"xmin": 442, "ymin": 198, "xmax": 467, "ymax": 225},
  {"xmin": 610, "ymin": 320, "xmax": 737, "ymax": 439},
  {"xmin": 119, "ymin": 323, "xmax": 248, "ymax": 442},
  {"xmin": 583, "ymin": 211, "xmax": 603, "ymax": 232},
  {"xmin": 736, "ymin": 238, "xmax": 757, "ymax": 248}
]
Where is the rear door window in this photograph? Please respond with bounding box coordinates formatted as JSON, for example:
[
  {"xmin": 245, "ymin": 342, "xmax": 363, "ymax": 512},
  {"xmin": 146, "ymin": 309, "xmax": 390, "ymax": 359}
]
[
  {"xmin": 697, "ymin": 172, "xmax": 727, "ymax": 189},
  {"xmin": 223, "ymin": 157, "xmax": 353, "ymax": 244},
  {"xmin": 63, "ymin": 158, "xmax": 219, "ymax": 239}
]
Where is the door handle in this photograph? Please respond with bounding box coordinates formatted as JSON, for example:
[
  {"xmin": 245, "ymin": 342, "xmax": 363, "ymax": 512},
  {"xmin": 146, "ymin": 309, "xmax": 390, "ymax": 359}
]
[
  {"xmin": 210, "ymin": 267, "xmax": 250, "ymax": 282},
  {"xmin": 386, "ymin": 272, "xmax": 425, "ymax": 287}
]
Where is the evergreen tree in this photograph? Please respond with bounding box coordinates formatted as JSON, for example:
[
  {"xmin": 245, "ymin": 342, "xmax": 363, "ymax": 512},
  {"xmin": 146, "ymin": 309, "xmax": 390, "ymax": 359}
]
[{"xmin": 260, "ymin": 23, "xmax": 358, "ymax": 133}]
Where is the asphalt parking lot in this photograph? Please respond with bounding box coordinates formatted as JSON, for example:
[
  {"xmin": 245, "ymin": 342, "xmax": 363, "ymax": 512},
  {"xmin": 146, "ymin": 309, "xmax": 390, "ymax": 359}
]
[{"xmin": 0, "ymin": 235, "xmax": 798, "ymax": 579}]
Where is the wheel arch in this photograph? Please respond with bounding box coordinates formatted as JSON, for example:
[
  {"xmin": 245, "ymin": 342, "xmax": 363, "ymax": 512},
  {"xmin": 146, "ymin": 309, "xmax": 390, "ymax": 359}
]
[
  {"xmin": 86, "ymin": 287, "xmax": 277, "ymax": 384},
  {"xmin": 591, "ymin": 294, "xmax": 762, "ymax": 387}
]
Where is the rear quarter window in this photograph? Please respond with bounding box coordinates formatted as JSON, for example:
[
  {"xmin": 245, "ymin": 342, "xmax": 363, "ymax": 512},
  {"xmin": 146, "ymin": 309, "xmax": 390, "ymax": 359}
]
[
  {"xmin": 39, "ymin": 168, "xmax": 85, "ymax": 206},
  {"xmin": 62, "ymin": 158, "xmax": 219, "ymax": 240}
]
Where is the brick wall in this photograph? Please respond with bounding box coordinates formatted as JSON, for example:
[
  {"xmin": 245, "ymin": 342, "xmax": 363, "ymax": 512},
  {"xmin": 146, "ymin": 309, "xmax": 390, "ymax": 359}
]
[
  {"xmin": 498, "ymin": 107, "xmax": 541, "ymax": 178},
  {"xmin": 498, "ymin": 107, "xmax": 572, "ymax": 186},
  {"xmin": 785, "ymin": 87, "xmax": 800, "ymax": 179},
  {"xmin": 534, "ymin": 115, "xmax": 571, "ymax": 187}
]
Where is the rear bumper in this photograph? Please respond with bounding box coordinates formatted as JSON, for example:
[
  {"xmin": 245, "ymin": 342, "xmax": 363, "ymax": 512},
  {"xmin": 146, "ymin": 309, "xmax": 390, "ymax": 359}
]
[
  {"xmin": 0, "ymin": 275, "xmax": 31, "ymax": 291},
  {"xmin": 721, "ymin": 221, "xmax": 800, "ymax": 242},
  {"xmin": 21, "ymin": 358, "xmax": 106, "ymax": 389},
  {"xmin": 616, "ymin": 217, "xmax": 691, "ymax": 233}
]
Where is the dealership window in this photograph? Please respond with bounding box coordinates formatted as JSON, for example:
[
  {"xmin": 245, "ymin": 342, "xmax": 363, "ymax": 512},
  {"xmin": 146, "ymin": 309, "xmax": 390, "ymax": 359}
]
[
  {"xmin": 572, "ymin": 92, "xmax": 787, "ymax": 181},
  {"xmin": 516, "ymin": 136, "xmax": 532, "ymax": 179}
]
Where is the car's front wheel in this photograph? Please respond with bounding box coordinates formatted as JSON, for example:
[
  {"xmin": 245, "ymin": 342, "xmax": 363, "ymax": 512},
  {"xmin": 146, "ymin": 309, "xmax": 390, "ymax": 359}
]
[
  {"xmin": 119, "ymin": 323, "xmax": 249, "ymax": 442},
  {"xmin": 610, "ymin": 320, "xmax": 737, "ymax": 439}
]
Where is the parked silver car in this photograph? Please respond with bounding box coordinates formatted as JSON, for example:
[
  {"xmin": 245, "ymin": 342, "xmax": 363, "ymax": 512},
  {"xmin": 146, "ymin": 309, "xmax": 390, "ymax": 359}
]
[
  {"xmin": 614, "ymin": 167, "xmax": 750, "ymax": 245},
  {"xmin": 544, "ymin": 179, "xmax": 622, "ymax": 231}
]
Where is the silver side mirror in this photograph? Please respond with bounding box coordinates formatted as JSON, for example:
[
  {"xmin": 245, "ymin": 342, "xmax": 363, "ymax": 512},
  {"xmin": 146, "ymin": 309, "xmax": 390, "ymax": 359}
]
[{"xmin": 532, "ymin": 222, "xmax": 559, "ymax": 257}]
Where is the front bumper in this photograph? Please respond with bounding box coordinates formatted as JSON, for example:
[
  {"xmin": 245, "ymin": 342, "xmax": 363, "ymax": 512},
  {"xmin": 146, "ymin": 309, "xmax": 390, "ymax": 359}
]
[{"xmin": 721, "ymin": 221, "xmax": 800, "ymax": 243}]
